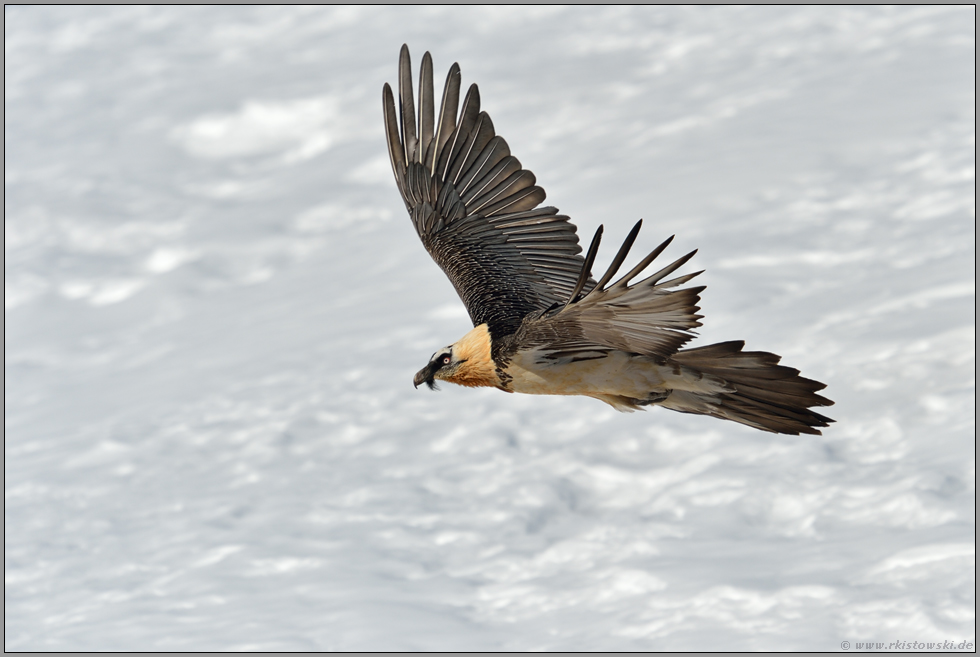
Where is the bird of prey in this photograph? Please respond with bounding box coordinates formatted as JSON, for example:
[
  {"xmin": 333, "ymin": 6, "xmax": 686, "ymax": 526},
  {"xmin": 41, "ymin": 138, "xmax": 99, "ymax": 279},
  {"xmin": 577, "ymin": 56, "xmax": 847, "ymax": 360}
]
[{"xmin": 383, "ymin": 45, "xmax": 834, "ymax": 435}]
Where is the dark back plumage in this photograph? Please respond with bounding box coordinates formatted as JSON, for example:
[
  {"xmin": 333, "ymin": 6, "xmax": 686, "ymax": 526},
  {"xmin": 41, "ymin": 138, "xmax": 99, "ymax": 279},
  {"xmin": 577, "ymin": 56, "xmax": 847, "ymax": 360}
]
[{"xmin": 383, "ymin": 45, "xmax": 594, "ymax": 339}]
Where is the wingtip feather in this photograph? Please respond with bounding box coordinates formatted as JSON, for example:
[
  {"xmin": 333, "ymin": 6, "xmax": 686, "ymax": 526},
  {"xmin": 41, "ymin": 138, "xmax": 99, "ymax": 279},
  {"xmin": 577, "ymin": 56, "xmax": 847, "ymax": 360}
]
[
  {"xmin": 592, "ymin": 219, "xmax": 643, "ymax": 292},
  {"xmin": 563, "ymin": 224, "xmax": 603, "ymax": 309}
]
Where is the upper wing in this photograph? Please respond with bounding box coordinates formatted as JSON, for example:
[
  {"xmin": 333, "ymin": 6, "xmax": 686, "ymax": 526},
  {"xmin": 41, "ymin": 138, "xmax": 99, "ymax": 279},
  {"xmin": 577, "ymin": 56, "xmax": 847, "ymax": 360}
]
[
  {"xmin": 383, "ymin": 45, "xmax": 594, "ymax": 339},
  {"xmin": 507, "ymin": 221, "xmax": 707, "ymax": 363}
]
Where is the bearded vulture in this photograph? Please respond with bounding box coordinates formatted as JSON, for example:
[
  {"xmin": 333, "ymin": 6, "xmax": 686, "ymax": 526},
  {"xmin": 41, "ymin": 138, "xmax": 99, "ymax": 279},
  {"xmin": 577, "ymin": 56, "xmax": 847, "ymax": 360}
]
[{"xmin": 383, "ymin": 45, "xmax": 834, "ymax": 435}]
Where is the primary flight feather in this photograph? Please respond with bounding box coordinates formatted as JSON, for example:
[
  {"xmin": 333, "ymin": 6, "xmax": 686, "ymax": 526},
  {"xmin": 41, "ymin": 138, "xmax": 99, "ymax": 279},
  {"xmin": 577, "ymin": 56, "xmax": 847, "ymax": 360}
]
[{"xmin": 383, "ymin": 45, "xmax": 834, "ymax": 435}]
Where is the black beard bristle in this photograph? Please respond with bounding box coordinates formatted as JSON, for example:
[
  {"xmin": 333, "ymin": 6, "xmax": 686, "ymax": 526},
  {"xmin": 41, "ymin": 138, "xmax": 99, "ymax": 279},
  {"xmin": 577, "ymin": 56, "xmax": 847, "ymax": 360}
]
[{"xmin": 425, "ymin": 379, "xmax": 439, "ymax": 391}]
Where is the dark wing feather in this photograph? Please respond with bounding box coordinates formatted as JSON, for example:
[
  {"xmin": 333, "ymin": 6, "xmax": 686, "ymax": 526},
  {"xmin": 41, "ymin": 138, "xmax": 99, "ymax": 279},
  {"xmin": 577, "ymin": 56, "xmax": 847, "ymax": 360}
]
[
  {"xmin": 384, "ymin": 45, "xmax": 594, "ymax": 338},
  {"xmin": 511, "ymin": 221, "xmax": 706, "ymax": 362}
]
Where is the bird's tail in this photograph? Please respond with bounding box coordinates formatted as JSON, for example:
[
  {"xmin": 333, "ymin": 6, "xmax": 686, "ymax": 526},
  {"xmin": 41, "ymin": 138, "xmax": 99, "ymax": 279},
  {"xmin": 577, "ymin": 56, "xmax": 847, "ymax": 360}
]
[{"xmin": 663, "ymin": 340, "xmax": 834, "ymax": 435}]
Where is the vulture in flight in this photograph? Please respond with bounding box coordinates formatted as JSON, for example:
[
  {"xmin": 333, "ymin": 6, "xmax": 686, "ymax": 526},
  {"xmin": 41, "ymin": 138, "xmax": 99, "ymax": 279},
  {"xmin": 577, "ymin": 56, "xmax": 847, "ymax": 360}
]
[{"xmin": 383, "ymin": 45, "xmax": 834, "ymax": 435}]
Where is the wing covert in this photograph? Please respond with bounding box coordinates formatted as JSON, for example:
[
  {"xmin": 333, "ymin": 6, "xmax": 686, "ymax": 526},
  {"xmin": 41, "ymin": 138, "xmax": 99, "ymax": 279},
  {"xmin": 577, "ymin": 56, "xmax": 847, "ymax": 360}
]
[
  {"xmin": 384, "ymin": 45, "xmax": 593, "ymax": 339},
  {"xmin": 509, "ymin": 222, "xmax": 707, "ymax": 363}
]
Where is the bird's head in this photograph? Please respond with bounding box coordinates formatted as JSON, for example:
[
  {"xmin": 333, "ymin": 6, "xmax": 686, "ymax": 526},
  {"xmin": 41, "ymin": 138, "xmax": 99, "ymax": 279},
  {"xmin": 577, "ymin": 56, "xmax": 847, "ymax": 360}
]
[
  {"xmin": 412, "ymin": 324, "xmax": 500, "ymax": 390},
  {"xmin": 413, "ymin": 346, "xmax": 466, "ymax": 390}
]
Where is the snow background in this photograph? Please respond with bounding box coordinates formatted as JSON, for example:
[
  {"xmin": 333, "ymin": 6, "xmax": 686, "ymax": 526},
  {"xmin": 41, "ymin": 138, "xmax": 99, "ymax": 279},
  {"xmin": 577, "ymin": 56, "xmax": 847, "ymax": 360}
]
[{"xmin": 5, "ymin": 6, "xmax": 975, "ymax": 650}]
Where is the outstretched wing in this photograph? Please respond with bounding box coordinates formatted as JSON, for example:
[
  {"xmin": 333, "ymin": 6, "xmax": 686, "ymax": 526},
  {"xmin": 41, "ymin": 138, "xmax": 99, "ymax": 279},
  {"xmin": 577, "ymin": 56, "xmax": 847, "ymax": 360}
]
[
  {"xmin": 509, "ymin": 220, "xmax": 707, "ymax": 363},
  {"xmin": 383, "ymin": 45, "xmax": 594, "ymax": 339}
]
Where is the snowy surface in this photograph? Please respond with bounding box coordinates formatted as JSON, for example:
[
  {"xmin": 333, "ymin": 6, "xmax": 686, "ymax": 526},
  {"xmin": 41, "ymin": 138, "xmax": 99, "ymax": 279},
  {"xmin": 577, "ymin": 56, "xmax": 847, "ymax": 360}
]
[{"xmin": 5, "ymin": 6, "xmax": 975, "ymax": 651}]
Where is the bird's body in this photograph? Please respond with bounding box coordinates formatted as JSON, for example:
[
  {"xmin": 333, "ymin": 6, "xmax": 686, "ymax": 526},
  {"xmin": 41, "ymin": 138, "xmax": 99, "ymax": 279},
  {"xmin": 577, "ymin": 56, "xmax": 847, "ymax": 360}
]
[{"xmin": 385, "ymin": 46, "xmax": 834, "ymax": 435}]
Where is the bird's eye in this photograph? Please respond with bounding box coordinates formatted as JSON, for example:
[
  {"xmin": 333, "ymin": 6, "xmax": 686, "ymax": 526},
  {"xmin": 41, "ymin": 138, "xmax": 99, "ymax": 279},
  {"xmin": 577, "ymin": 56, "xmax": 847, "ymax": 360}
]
[{"xmin": 442, "ymin": 355, "xmax": 451, "ymax": 365}]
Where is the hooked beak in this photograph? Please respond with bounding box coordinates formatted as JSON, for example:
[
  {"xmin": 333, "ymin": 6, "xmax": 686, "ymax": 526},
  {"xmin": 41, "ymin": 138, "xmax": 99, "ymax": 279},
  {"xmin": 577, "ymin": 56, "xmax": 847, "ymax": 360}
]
[{"xmin": 413, "ymin": 363, "xmax": 439, "ymax": 390}]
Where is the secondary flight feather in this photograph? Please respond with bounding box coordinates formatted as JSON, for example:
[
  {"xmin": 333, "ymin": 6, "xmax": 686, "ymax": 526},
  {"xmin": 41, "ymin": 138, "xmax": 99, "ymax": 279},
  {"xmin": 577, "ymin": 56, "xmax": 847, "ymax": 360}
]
[{"xmin": 383, "ymin": 45, "xmax": 834, "ymax": 435}]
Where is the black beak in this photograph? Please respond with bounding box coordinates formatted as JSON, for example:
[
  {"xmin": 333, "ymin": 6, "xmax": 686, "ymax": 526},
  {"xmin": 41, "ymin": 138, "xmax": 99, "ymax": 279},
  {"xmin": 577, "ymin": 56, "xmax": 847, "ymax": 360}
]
[{"xmin": 413, "ymin": 363, "xmax": 439, "ymax": 390}]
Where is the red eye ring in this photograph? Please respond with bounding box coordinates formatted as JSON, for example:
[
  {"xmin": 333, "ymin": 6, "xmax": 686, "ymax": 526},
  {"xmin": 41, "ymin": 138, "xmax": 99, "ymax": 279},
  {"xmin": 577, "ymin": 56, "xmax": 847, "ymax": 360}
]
[{"xmin": 442, "ymin": 356, "xmax": 451, "ymax": 365}]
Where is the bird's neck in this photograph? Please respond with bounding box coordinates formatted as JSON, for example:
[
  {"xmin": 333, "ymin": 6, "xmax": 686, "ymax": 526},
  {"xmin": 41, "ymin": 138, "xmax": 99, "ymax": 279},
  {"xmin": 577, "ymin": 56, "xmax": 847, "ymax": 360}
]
[{"xmin": 448, "ymin": 323, "xmax": 501, "ymax": 388}]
